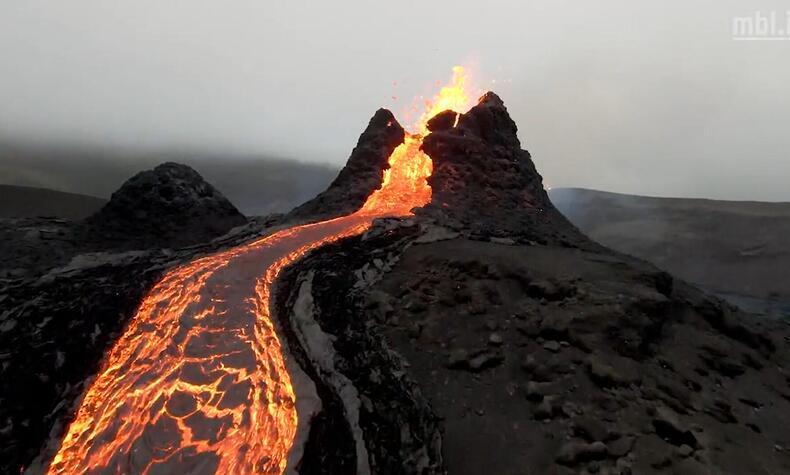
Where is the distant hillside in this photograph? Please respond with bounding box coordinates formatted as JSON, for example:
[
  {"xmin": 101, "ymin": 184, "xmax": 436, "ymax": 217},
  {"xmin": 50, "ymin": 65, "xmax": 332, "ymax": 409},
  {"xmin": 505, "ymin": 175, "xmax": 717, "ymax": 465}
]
[
  {"xmin": 550, "ymin": 187, "xmax": 790, "ymax": 318},
  {"xmin": 0, "ymin": 185, "xmax": 106, "ymax": 219},
  {"xmin": 0, "ymin": 140, "xmax": 338, "ymax": 216}
]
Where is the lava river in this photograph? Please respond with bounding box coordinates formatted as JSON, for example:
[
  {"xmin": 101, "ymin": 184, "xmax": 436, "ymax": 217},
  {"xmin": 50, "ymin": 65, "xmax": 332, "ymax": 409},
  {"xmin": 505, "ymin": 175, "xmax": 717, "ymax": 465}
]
[{"xmin": 45, "ymin": 67, "xmax": 475, "ymax": 474}]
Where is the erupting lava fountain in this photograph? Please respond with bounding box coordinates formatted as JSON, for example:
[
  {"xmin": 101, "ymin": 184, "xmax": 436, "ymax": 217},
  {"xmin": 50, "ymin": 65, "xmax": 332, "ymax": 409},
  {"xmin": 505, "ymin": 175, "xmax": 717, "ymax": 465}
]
[{"xmin": 47, "ymin": 67, "xmax": 479, "ymax": 474}]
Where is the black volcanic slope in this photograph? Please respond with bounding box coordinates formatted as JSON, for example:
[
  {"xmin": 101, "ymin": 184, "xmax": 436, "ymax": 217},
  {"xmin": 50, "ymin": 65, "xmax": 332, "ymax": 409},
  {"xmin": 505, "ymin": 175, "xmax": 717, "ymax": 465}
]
[
  {"xmin": 0, "ymin": 185, "xmax": 106, "ymax": 219},
  {"xmin": 0, "ymin": 164, "xmax": 256, "ymax": 283},
  {"xmin": 84, "ymin": 162, "xmax": 247, "ymax": 248},
  {"xmin": 288, "ymin": 108, "xmax": 405, "ymax": 221},
  {"xmin": 275, "ymin": 93, "xmax": 790, "ymax": 474},
  {"xmin": 420, "ymin": 92, "xmax": 585, "ymax": 246},
  {"xmin": 551, "ymin": 187, "xmax": 790, "ymax": 318}
]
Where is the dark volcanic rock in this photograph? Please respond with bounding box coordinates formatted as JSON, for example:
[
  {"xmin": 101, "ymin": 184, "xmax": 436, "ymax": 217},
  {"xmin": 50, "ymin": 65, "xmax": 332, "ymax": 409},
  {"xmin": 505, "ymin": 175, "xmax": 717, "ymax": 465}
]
[
  {"xmin": 275, "ymin": 222, "xmax": 443, "ymax": 474},
  {"xmin": 0, "ymin": 252, "xmax": 170, "ymax": 473},
  {"xmin": 0, "ymin": 221, "xmax": 272, "ymax": 475},
  {"xmin": 83, "ymin": 162, "xmax": 246, "ymax": 248},
  {"xmin": 0, "ymin": 217, "xmax": 77, "ymax": 279},
  {"xmin": 371, "ymin": 237, "xmax": 790, "ymax": 475},
  {"xmin": 419, "ymin": 92, "xmax": 585, "ymax": 245},
  {"xmin": 288, "ymin": 109, "xmax": 405, "ymax": 221}
]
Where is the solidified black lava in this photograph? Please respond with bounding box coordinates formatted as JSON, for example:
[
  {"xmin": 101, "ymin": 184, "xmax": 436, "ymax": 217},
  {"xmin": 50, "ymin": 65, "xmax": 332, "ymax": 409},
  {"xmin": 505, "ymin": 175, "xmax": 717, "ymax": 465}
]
[
  {"xmin": 0, "ymin": 253, "xmax": 169, "ymax": 473},
  {"xmin": 420, "ymin": 92, "xmax": 585, "ymax": 246},
  {"xmin": 275, "ymin": 223, "xmax": 443, "ymax": 474},
  {"xmin": 288, "ymin": 109, "xmax": 405, "ymax": 222},
  {"xmin": 84, "ymin": 162, "xmax": 247, "ymax": 248}
]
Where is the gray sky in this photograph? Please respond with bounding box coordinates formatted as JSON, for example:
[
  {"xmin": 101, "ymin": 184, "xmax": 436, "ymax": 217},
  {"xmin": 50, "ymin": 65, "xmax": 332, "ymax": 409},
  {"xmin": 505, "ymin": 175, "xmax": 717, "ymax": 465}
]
[{"xmin": 1, "ymin": 0, "xmax": 789, "ymax": 201}]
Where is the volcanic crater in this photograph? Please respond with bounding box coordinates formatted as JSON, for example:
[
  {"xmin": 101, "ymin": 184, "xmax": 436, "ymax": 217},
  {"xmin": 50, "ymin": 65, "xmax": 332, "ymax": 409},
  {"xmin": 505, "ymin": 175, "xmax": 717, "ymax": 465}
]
[{"xmin": 276, "ymin": 91, "xmax": 790, "ymax": 474}]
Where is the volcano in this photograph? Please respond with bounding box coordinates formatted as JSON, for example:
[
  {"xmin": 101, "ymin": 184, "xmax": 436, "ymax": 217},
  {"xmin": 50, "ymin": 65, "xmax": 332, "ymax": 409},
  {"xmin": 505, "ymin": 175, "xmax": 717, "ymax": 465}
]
[
  {"xmin": 84, "ymin": 162, "xmax": 247, "ymax": 249},
  {"xmin": 3, "ymin": 69, "xmax": 789, "ymax": 475},
  {"xmin": 273, "ymin": 90, "xmax": 790, "ymax": 474}
]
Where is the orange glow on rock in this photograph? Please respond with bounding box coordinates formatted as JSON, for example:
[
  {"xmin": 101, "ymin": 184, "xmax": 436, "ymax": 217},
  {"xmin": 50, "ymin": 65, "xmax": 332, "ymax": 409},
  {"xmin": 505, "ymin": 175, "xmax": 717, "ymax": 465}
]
[
  {"xmin": 47, "ymin": 66, "xmax": 477, "ymax": 474},
  {"xmin": 359, "ymin": 135, "xmax": 432, "ymax": 216},
  {"xmin": 361, "ymin": 65, "xmax": 476, "ymax": 216}
]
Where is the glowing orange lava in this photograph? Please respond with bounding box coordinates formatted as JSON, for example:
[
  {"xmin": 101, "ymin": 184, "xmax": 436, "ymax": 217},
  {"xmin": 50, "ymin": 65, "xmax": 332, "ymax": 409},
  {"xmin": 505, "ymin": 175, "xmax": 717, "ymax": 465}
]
[{"xmin": 47, "ymin": 66, "xmax": 477, "ymax": 474}]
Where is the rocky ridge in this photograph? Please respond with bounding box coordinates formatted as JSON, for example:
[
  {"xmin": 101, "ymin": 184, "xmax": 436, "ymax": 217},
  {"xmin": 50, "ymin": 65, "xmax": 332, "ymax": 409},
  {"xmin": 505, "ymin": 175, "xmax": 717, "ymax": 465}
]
[
  {"xmin": 84, "ymin": 162, "xmax": 247, "ymax": 249},
  {"xmin": 419, "ymin": 92, "xmax": 586, "ymax": 246},
  {"xmin": 0, "ymin": 162, "xmax": 251, "ymax": 281},
  {"xmin": 288, "ymin": 109, "xmax": 405, "ymax": 221}
]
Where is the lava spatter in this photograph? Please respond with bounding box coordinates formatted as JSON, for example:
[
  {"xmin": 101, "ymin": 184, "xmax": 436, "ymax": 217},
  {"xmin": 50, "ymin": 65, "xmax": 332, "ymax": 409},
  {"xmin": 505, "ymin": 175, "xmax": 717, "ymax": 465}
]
[{"xmin": 47, "ymin": 67, "xmax": 477, "ymax": 474}]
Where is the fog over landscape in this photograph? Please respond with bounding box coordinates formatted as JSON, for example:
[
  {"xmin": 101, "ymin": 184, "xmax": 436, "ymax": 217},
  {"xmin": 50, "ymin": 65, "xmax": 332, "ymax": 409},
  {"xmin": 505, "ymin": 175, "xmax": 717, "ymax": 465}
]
[{"xmin": 2, "ymin": 0, "xmax": 790, "ymax": 201}]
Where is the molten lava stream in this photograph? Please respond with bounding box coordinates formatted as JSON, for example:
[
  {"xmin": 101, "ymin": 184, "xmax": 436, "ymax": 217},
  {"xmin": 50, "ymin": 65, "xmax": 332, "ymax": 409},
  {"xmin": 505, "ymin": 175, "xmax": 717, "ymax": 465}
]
[{"xmin": 46, "ymin": 66, "xmax": 475, "ymax": 474}]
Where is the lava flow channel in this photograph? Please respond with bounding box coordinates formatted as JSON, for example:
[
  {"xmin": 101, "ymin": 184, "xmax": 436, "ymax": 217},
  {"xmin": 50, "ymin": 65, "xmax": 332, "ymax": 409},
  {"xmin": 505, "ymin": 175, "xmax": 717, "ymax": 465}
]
[{"xmin": 46, "ymin": 67, "xmax": 475, "ymax": 475}]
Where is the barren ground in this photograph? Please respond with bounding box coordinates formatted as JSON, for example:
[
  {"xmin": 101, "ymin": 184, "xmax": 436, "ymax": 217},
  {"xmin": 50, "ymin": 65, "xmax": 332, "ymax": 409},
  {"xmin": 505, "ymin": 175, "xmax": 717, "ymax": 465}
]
[
  {"xmin": 368, "ymin": 238, "xmax": 790, "ymax": 474},
  {"xmin": 551, "ymin": 188, "xmax": 790, "ymax": 318}
]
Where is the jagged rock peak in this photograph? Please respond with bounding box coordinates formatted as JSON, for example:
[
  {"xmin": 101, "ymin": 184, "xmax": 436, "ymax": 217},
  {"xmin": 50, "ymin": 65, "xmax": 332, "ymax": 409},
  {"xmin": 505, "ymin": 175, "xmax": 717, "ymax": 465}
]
[
  {"xmin": 288, "ymin": 109, "xmax": 405, "ymax": 221},
  {"xmin": 419, "ymin": 91, "xmax": 586, "ymax": 246},
  {"xmin": 85, "ymin": 162, "xmax": 246, "ymax": 248}
]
